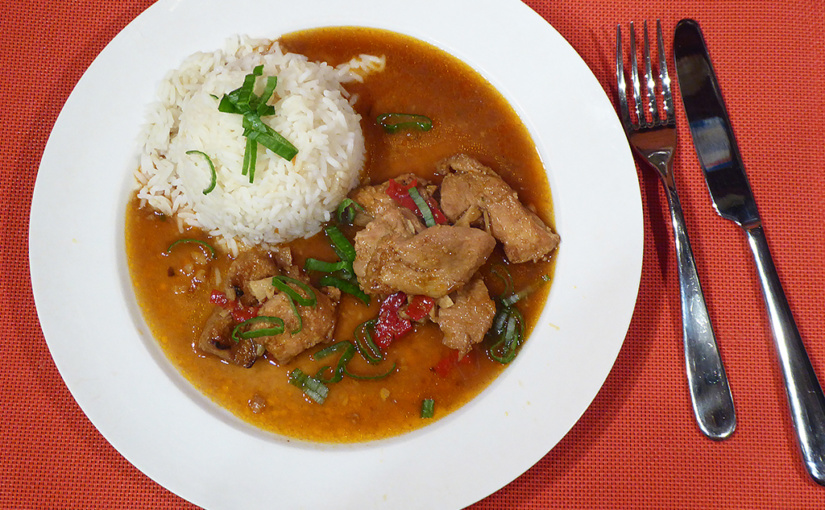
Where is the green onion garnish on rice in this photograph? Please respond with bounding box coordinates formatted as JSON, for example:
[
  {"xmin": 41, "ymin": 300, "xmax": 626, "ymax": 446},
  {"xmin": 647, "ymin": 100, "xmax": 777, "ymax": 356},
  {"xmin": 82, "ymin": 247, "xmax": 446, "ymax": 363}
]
[
  {"xmin": 218, "ymin": 65, "xmax": 298, "ymax": 182},
  {"xmin": 185, "ymin": 150, "xmax": 217, "ymax": 195}
]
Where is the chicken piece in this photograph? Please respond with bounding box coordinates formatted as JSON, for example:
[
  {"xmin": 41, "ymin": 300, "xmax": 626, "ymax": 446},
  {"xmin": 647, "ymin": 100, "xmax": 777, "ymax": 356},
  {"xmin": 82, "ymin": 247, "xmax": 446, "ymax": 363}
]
[
  {"xmin": 354, "ymin": 224, "xmax": 495, "ymax": 298},
  {"xmin": 436, "ymin": 278, "xmax": 496, "ymax": 358},
  {"xmin": 251, "ymin": 284, "xmax": 340, "ymax": 364},
  {"xmin": 196, "ymin": 307, "xmax": 260, "ymax": 368},
  {"xmin": 349, "ymin": 174, "xmax": 426, "ymax": 232},
  {"xmin": 225, "ymin": 249, "xmax": 281, "ymax": 306},
  {"xmin": 438, "ymin": 154, "xmax": 560, "ymax": 263}
]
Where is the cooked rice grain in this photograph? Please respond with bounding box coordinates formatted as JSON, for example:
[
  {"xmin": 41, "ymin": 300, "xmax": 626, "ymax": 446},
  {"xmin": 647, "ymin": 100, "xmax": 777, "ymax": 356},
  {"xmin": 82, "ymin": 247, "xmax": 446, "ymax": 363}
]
[{"xmin": 135, "ymin": 36, "xmax": 383, "ymax": 255}]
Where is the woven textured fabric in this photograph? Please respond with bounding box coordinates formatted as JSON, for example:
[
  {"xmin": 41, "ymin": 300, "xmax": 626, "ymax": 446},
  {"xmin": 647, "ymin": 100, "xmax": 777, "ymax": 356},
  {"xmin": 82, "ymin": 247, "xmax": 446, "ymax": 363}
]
[{"xmin": 3, "ymin": 0, "xmax": 825, "ymax": 508}]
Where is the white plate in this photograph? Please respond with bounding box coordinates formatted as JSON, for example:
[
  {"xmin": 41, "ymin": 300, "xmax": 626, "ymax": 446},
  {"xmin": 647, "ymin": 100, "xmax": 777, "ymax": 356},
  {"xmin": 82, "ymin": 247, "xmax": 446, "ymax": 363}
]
[{"xmin": 29, "ymin": 0, "xmax": 642, "ymax": 508}]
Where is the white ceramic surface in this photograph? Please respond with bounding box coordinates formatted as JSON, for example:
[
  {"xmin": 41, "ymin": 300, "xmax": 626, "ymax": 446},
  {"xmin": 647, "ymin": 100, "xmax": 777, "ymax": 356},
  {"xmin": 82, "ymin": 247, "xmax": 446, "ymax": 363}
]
[{"xmin": 30, "ymin": 0, "xmax": 642, "ymax": 508}]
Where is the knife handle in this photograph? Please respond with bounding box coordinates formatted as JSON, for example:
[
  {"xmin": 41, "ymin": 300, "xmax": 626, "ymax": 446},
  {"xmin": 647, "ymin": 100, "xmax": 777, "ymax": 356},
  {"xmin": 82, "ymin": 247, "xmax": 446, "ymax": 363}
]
[
  {"xmin": 744, "ymin": 224, "xmax": 825, "ymax": 485},
  {"xmin": 666, "ymin": 187, "xmax": 737, "ymax": 440}
]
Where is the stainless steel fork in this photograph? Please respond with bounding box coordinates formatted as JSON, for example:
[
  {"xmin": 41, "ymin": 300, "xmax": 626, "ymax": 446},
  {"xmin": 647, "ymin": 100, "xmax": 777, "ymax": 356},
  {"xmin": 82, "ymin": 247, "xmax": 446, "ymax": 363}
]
[{"xmin": 616, "ymin": 20, "xmax": 736, "ymax": 440}]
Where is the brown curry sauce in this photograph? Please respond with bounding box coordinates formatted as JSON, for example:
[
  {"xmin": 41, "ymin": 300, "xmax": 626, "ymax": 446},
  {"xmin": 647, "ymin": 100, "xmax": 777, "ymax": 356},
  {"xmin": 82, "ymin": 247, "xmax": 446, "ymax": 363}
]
[{"xmin": 125, "ymin": 27, "xmax": 555, "ymax": 443}]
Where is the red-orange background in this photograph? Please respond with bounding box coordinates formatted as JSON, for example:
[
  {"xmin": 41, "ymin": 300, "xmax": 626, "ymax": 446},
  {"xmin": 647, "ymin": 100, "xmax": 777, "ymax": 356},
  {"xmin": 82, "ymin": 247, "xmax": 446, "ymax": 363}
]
[{"xmin": 3, "ymin": 0, "xmax": 825, "ymax": 508}]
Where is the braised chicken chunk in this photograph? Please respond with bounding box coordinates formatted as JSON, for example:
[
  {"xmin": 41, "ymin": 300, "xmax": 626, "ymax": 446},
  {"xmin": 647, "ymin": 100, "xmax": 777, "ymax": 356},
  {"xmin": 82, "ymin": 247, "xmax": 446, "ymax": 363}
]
[
  {"xmin": 439, "ymin": 154, "xmax": 560, "ymax": 263},
  {"xmin": 436, "ymin": 278, "xmax": 496, "ymax": 358},
  {"xmin": 252, "ymin": 285, "xmax": 340, "ymax": 364},
  {"xmin": 197, "ymin": 248, "xmax": 340, "ymax": 367}
]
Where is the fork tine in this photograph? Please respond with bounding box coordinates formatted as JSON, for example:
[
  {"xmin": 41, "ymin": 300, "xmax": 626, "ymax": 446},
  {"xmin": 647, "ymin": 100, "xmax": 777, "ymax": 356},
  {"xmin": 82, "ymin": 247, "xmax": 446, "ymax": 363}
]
[
  {"xmin": 657, "ymin": 19, "xmax": 675, "ymax": 123},
  {"xmin": 629, "ymin": 22, "xmax": 644, "ymax": 126},
  {"xmin": 643, "ymin": 21, "xmax": 659, "ymax": 123},
  {"xmin": 616, "ymin": 25, "xmax": 631, "ymax": 129}
]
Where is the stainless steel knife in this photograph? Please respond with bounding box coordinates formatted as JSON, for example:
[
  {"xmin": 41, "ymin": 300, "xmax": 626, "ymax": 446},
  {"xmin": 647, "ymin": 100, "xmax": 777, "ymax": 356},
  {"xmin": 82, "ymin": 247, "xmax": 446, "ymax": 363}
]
[{"xmin": 674, "ymin": 18, "xmax": 825, "ymax": 485}]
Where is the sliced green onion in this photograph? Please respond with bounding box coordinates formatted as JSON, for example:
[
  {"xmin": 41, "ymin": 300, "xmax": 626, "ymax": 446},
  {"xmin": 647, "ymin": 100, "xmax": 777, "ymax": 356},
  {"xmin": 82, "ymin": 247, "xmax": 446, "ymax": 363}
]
[
  {"xmin": 241, "ymin": 136, "xmax": 255, "ymax": 177},
  {"xmin": 166, "ymin": 238, "xmax": 216, "ymax": 259},
  {"xmin": 314, "ymin": 340, "xmax": 394, "ymax": 382},
  {"xmin": 231, "ymin": 316, "xmax": 285, "ymax": 343},
  {"xmin": 245, "ymin": 120, "xmax": 298, "ymax": 161},
  {"xmin": 407, "ymin": 187, "xmax": 436, "ymax": 227},
  {"xmin": 257, "ymin": 76, "xmax": 278, "ymax": 116},
  {"xmin": 325, "ymin": 225, "xmax": 356, "ymax": 262},
  {"xmin": 218, "ymin": 65, "xmax": 298, "ymax": 176},
  {"xmin": 272, "ymin": 276, "xmax": 317, "ymax": 307},
  {"xmin": 336, "ymin": 198, "xmax": 365, "ymax": 225},
  {"xmin": 345, "ymin": 362, "xmax": 396, "ymax": 381},
  {"xmin": 288, "ymin": 368, "xmax": 328, "ymax": 404},
  {"xmin": 500, "ymin": 274, "xmax": 552, "ymax": 307},
  {"xmin": 319, "ymin": 275, "xmax": 370, "ymax": 305},
  {"xmin": 490, "ymin": 264, "xmax": 514, "ymax": 296},
  {"xmin": 488, "ymin": 307, "xmax": 525, "ymax": 364},
  {"xmin": 304, "ymin": 258, "xmax": 351, "ymax": 274},
  {"xmin": 186, "ymin": 150, "xmax": 217, "ymax": 195},
  {"xmin": 420, "ymin": 398, "xmax": 435, "ymax": 418},
  {"xmin": 376, "ymin": 113, "xmax": 433, "ymax": 134},
  {"xmin": 271, "ymin": 276, "xmax": 316, "ymax": 335},
  {"xmin": 354, "ymin": 319, "xmax": 382, "ymax": 364},
  {"xmin": 314, "ymin": 342, "xmax": 356, "ymax": 384}
]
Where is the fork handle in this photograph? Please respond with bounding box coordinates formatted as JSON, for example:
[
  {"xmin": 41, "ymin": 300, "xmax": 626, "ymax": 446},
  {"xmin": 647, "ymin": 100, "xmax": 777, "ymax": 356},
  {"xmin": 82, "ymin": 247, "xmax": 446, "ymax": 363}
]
[
  {"xmin": 744, "ymin": 224, "xmax": 825, "ymax": 485},
  {"xmin": 666, "ymin": 186, "xmax": 737, "ymax": 439}
]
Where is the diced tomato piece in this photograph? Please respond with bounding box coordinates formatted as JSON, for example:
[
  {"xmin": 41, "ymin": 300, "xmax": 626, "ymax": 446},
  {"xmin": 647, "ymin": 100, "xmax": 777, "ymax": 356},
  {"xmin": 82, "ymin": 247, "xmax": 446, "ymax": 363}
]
[
  {"xmin": 404, "ymin": 295, "xmax": 435, "ymax": 321},
  {"xmin": 373, "ymin": 291, "xmax": 412, "ymax": 348}
]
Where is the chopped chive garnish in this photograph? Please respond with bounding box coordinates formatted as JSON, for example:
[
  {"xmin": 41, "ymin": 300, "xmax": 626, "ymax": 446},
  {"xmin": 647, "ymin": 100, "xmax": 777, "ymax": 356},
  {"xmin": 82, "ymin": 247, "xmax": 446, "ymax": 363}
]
[
  {"xmin": 376, "ymin": 113, "xmax": 433, "ymax": 134},
  {"xmin": 345, "ymin": 362, "xmax": 396, "ymax": 381},
  {"xmin": 272, "ymin": 276, "xmax": 317, "ymax": 307},
  {"xmin": 218, "ymin": 65, "xmax": 298, "ymax": 182},
  {"xmin": 314, "ymin": 340, "xmax": 394, "ymax": 383},
  {"xmin": 487, "ymin": 306, "xmax": 525, "ymax": 364},
  {"xmin": 314, "ymin": 342, "xmax": 356, "ymax": 384},
  {"xmin": 271, "ymin": 276, "xmax": 316, "ymax": 335},
  {"xmin": 325, "ymin": 225, "xmax": 356, "ymax": 262},
  {"xmin": 354, "ymin": 319, "xmax": 383, "ymax": 364},
  {"xmin": 231, "ymin": 316, "xmax": 285, "ymax": 343},
  {"xmin": 166, "ymin": 238, "xmax": 216, "ymax": 259},
  {"xmin": 336, "ymin": 198, "xmax": 365, "ymax": 225},
  {"xmin": 420, "ymin": 398, "xmax": 435, "ymax": 418},
  {"xmin": 319, "ymin": 275, "xmax": 370, "ymax": 305},
  {"xmin": 186, "ymin": 150, "xmax": 217, "ymax": 195},
  {"xmin": 288, "ymin": 368, "xmax": 328, "ymax": 404},
  {"xmin": 304, "ymin": 258, "xmax": 351, "ymax": 274},
  {"xmin": 407, "ymin": 187, "xmax": 436, "ymax": 227}
]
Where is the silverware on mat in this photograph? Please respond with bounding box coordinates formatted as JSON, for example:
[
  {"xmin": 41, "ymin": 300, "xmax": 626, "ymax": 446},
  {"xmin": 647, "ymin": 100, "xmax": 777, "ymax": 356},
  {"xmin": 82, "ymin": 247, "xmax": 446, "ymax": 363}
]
[
  {"xmin": 674, "ymin": 17, "xmax": 825, "ymax": 484},
  {"xmin": 616, "ymin": 20, "xmax": 736, "ymax": 440}
]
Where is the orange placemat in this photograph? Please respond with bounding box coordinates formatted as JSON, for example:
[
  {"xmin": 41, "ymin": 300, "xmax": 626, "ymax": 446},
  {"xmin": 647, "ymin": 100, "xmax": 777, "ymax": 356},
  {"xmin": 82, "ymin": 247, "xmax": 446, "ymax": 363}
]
[{"xmin": 3, "ymin": 0, "xmax": 825, "ymax": 508}]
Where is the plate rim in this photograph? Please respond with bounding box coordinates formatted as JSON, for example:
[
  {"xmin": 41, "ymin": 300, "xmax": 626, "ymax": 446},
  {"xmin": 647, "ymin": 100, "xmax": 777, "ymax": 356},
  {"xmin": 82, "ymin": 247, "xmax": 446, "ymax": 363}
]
[{"xmin": 29, "ymin": 0, "xmax": 642, "ymax": 508}]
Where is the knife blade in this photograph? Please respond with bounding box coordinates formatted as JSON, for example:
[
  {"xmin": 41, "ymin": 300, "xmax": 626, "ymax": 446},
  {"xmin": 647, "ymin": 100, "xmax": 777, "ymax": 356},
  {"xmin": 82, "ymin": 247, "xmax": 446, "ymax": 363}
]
[{"xmin": 674, "ymin": 18, "xmax": 825, "ymax": 486}]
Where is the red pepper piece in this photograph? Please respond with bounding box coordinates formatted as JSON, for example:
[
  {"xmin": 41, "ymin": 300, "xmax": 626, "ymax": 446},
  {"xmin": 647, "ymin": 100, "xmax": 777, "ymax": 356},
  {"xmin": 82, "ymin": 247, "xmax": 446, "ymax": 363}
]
[
  {"xmin": 386, "ymin": 178, "xmax": 448, "ymax": 226},
  {"xmin": 211, "ymin": 289, "xmax": 258, "ymax": 322},
  {"xmin": 230, "ymin": 304, "xmax": 258, "ymax": 323},
  {"xmin": 386, "ymin": 178, "xmax": 419, "ymax": 212},
  {"xmin": 373, "ymin": 291, "xmax": 412, "ymax": 349},
  {"xmin": 426, "ymin": 197, "xmax": 448, "ymax": 225},
  {"xmin": 432, "ymin": 349, "xmax": 475, "ymax": 378},
  {"xmin": 404, "ymin": 295, "xmax": 435, "ymax": 321},
  {"xmin": 210, "ymin": 290, "xmax": 230, "ymax": 307}
]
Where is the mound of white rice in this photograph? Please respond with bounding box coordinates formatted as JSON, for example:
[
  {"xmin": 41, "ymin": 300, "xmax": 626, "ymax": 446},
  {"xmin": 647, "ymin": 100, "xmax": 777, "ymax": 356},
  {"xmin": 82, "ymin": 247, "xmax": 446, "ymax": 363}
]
[{"xmin": 135, "ymin": 36, "xmax": 385, "ymax": 254}]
